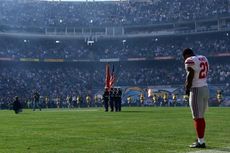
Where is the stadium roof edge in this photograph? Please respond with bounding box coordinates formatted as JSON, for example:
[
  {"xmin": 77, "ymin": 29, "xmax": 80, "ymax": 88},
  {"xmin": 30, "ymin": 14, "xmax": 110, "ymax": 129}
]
[
  {"xmin": 11, "ymin": 0, "xmax": 153, "ymax": 2},
  {"xmin": 42, "ymin": 0, "xmax": 153, "ymax": 2}
]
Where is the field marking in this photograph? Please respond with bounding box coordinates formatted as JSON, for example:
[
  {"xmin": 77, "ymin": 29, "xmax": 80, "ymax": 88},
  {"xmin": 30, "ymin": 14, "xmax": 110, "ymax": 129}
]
[{"xmin": 187, "ymin": 147, "xmax": 230, "ymax": 153}]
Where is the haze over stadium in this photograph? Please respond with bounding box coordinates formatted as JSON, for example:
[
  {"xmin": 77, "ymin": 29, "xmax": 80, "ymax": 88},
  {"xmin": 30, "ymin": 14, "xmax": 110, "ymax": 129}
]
[
  {"xmin": 0, "ymin": 0, "xmax": 229, "ymax": 106},
  {"xmin": 0, "ymin": 0, "xmax": 230, "ymax": 152}
]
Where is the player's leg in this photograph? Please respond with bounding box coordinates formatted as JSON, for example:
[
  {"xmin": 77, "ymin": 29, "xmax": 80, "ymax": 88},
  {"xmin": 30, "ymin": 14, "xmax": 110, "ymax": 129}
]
[
  {"xmin": 189, "ymin": 87, "xmax": 206, "ymax": 148},
  {"xmin": 196, "ymin": 86, "xmax": 209, "ymax": 145},
  {"xmin": 189, "ymin": 88, "xmax": 198, "ymax": 119},
  {"xmin": 119, "ymin": 98, "xmax": 121, "ymax": 111},
  {"xmin": 115, "ymin": 100, "xmax": 119, "ymax": 112},
  {"xmin": 38, "ymin": 101, "xmax": 41, "ymax": 110},
  {"xmin": 110, "ymin": 99, "xmax": 114, "ymax": 112},
  {"xmin": 198, "ymin": 86, "xmax": 209, "ymax": 144},
  {"xmin": 104, "ymin": 100, "xmax": 108, "ymax": 112}
]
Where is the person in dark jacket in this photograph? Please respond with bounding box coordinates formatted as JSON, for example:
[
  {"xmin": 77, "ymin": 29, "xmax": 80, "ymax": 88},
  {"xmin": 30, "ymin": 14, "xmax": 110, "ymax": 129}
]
[
  {"xmin": 109, "ymin": 88, "xmax": 115, "ymax": 112},
  {"xmin": 118, "ymin": 88, "xmax": 122, "ymax": 111},
  {"xmin": 13, "ymin": 96, "xmax": 22, "ymax": 114},
  {"xmin": 103, "ymin": 88, "xmax": 109, "ymax": 112},
  {"xmin": 33, "ymin": 91, "xmax": 41, "ymax": 111},
  {"xmin": 114, "ymin": 88, "xmax": 118, "ymax": 112}
]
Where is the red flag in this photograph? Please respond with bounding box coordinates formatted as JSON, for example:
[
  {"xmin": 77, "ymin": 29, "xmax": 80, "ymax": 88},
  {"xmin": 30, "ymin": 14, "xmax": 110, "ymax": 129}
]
[
  {"xmin": 105, "ymin": 64, "xmax": 116, "ymax": 91},
  {"xmin": 109, "ymin": 64, "xmax": 115, "ymax": 88},
  {"xmin": 105, "ymin": 64, "xmax": 111, "ymax": 90}
]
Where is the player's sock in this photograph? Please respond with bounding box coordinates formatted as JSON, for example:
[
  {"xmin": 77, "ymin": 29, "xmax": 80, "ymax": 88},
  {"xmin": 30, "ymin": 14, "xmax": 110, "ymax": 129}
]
[
  {"xmin": 198, "ymin": 138, "xmax": 205, "ymax": 144},
  {"xmin": 199, "ymin": 118, "xmax": 206, "ymax": 144},
  {"xmin": 194, "ymin": 118, "xmax": 206, "ymax": 144},
  {"xmin": 194, "ymin": 119, "xmax": 199, "ymax": 139}
]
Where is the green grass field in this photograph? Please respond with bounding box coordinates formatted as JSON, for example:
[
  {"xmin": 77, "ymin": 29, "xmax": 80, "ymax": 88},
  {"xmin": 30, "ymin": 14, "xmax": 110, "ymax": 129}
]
[{"xmin": 0, "ymin": 107, "xmax": 229, "ymax": 153}]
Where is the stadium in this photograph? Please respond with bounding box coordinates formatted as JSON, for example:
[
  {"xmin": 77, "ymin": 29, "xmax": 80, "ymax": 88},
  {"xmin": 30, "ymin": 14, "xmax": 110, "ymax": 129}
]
[{"xmin": 0, "ymin": 0, "xmax": 230, "ymax": 153}]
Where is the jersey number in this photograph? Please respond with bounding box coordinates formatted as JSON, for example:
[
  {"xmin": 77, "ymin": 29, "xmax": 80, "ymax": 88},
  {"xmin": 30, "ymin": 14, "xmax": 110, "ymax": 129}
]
[{"xmin": 199, "ymin": 62, "xmax": 208, "ymax": 79}]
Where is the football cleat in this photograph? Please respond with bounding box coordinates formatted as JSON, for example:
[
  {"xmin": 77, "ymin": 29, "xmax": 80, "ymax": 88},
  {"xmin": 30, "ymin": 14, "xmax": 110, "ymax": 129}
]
[
  {"xmin": 192, "ymin": 139, "xmax": 198, "ymax": 145},
  {"xmin": 189, "ymin": 142, "xmax": 206, "ymax": 148}
]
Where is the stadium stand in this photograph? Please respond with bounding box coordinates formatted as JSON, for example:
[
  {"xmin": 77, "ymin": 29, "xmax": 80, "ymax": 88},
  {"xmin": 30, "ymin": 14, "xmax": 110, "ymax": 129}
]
[
  {"xmin": 0, "ymin": 0, "xmax": 229, "ymax": 108},
  {"xmin": 0, "ymin": 0, "xmax": 229, "ymax": 27},
  {"xmin": 0, "ymin": 58, "xmax": 229, "ymax": 108},
  {"xmin": 0, "ymin": 32, "xmax": 229, "ymax": 59}
]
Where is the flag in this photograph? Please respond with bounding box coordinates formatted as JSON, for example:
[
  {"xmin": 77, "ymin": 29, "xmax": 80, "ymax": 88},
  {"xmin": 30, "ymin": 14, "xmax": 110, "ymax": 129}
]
[
  {"xmin": 105, "ymin": 64, "xmax": 111, "ymax": 90},
  {"xmin": 109, "ymin": 64, "xmax": 115, "ymax": 88},
  {"xmin": 105, "ymin": 64, "xmax": 116, "ymax": 91}
]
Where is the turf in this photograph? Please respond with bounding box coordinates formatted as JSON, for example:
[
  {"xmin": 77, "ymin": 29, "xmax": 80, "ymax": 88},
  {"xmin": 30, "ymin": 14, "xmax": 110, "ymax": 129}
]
[{"xmin": 0, "ymin": 107, "xmax": 229, "ymax": 153}]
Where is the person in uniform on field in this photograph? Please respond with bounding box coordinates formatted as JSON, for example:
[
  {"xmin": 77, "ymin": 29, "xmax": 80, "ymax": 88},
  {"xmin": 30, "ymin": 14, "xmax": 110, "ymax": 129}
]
[
  {"xmin": 103, "ymin": 88, "xmax": 109, "ymax": 112},
  {"xmin": 72, "ymin": 95, "xmax": 77, "ymax": 108},
  {"xmin": 172, "ymin": 94, "xmax": 177, "ymax": 107},
  {"xmin": 118, "ymin": 88, "xmax": 122, "ymax": 111},
  {"xmin": 86, "ymin": 95, "xmax": 91, "ymax": 108},
  {"xmin": 76, "ymin": 95, "xmax": 82, "ymax": 108},
  {"xmin": 183, "ymin": 48, "xmax": 209, "ymax": 148},
  {"xmin": 140, "ymin": 93, "xmax": 145, "ymax": 106},
  {"xmin": 216, "ymin": 90, "xmax": 223, "ymax": 106},
  {"xmin": 162, "ymin": 93, "xmax": 168, "ymax": 107},
  {"xmin": 56, "ymin": 96, "xmax": 61, "ymax": 109},
  {"xmin": 114, "ymin": 88, "xmax": 119, "ymax": 112},
  {"xmin": 109, "ymin": 88, "xmax": 115, "ymax": 112},
  {"xmin": 45, "ymin": 96, "xmax": 49, "ymax": 108},
  {"xmin": 66, "ymin": 95, "xmax": 72, "ymax": 108},
  {"xmin": 127, "ymin": 96, "xmax": 132, "ymax": 107},
  {"xmin": 94, "ymin": 95, "xmax": 98, "ymax": 107},
  {"xmin": 183, "ymin": 94, "xmax": 189, "ymax": 107},
  {"xmin": 33, "ymin": 91, "xmax": 41, "ymax": 111},
  {"xmin": 26, "ymin": 99, "xmax": 30, "ymax": 109},
  {"xmin": 13, "ymin": 96, "xmax": 22, "ymax": 114},
  {"xmin": 152, "ymin": 94, "xmax": 158, "ymax": 107}
]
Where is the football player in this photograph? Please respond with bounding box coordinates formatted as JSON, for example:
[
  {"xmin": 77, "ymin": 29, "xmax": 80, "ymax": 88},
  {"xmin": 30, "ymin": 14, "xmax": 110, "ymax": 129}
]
[{"xmin": 183, "ymin": 48, "xmax": 209, "ymax": 148}]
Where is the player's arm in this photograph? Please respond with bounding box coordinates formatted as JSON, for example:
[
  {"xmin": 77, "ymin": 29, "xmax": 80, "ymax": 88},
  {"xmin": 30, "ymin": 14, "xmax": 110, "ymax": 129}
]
[{"xmin": 185, "ymin": 67, "xmax": 194, "ymax": 95}]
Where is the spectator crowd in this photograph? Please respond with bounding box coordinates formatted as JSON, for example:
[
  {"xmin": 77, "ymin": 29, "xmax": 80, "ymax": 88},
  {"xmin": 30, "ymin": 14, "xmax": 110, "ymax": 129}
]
[
  {"xmin": 0, "ymin": 60, "xmax": 229, "ymax": 108},
  {"xmin": 0, "ymin": 0, "xmax": 229, "ymax": 108},
  {"xmin": 0, "ymin": 32, "xmax": 229, "ymax": 60},
  {"xmin": 0, "ymin": 0, "xmax": 229, "ymax": 28}
]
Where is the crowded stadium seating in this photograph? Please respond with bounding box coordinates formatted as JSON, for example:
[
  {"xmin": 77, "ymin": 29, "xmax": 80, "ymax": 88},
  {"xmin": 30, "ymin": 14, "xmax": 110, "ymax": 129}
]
[
  {"xmin": 0, "ymin": 32, "xmax": 230, "ymax": 59},
  {"xmin": 0, "ymin": 0, "xmax": 230, "ymax": 107},
  {"xmin": 0, "ymin": 58, "xmax": 229, "ymax": 106},
  {"xmin": 0, "ymin": 0, "xmax": 229, "ymax": 28}
]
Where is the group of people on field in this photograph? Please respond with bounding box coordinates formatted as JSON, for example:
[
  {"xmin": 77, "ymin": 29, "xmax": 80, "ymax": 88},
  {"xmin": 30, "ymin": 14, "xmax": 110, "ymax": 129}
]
[{"xmin": 103, "ymin": 88, "xmax": 122, "ymax": 112}]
